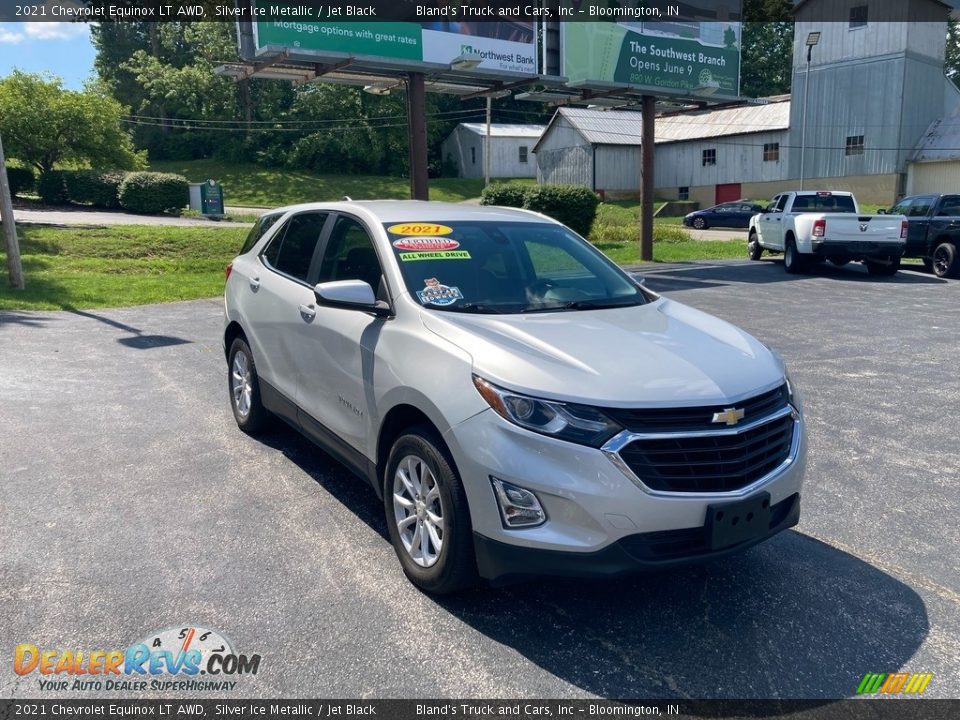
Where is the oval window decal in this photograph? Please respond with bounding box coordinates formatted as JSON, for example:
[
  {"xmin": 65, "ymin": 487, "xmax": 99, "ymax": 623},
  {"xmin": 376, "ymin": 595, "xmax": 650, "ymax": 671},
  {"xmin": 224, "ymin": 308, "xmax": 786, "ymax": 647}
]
[
  {"xmin": 392, "ymin": 237, "xmax": 460, "ymax": 252},
  {"xmin": 387, "ymin": 223, "xmax": 453, "ymax": 236}
]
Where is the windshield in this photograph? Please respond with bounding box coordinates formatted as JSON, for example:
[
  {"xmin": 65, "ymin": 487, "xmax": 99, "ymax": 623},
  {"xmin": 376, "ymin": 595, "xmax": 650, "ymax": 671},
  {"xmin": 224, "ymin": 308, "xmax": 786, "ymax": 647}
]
[{"xmin": 383, "ymin": 221, "xmax": 646, "ymax": 314}]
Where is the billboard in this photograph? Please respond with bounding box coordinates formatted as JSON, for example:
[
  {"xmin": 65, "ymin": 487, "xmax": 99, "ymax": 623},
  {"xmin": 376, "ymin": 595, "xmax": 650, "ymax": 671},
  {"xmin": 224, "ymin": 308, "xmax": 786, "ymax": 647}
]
[
  {"xmin": 251, "ymin": 3, "xmax": 537, "ymax": 76},
  {"xmin": 562, "ymin": 13, "xmax": 742, "ymax": 98}
]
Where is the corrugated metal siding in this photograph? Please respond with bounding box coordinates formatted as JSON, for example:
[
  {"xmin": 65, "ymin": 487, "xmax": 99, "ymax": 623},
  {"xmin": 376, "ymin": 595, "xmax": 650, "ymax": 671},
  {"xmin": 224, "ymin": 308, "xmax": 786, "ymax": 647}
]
[
  {"xmin": 535, "ymin": 115, "xmax": 594, "ymax": 187},
  {"xmin": 655, "ymin": 131, "xmax": 791, "ymax": 189},
  {"xmin": 537, "ymin": 146, "xmax": 593, "ymax": 187},
  {"xmin": 441, "ymin": 127, "xmax": 538, "ymax": 179},
  {"xmin": 594, "ymin": 146, "xmax": 640, "ymax": 191},
  {"xmin": 788, "ymin": 58, "xmax": 905, "ymax": 179},
  {"xmin": 907, "ymin": 160, "xmax": 960, "ymax": 194}
]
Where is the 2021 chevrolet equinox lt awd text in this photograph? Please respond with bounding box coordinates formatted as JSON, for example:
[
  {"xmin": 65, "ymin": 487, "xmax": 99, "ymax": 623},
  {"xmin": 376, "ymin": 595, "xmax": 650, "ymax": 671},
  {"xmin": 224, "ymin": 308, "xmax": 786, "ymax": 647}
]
[{"xmin": 224, "ymin": 201, "xmax": 806, "ymax": 593}]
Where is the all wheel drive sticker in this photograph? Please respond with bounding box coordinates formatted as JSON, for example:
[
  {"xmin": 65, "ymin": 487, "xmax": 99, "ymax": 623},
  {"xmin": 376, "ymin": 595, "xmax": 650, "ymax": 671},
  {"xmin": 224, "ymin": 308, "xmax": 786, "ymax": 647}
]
[{"xmin": 389, "ymin": 222, "xmax": 467, "ymax": 304}]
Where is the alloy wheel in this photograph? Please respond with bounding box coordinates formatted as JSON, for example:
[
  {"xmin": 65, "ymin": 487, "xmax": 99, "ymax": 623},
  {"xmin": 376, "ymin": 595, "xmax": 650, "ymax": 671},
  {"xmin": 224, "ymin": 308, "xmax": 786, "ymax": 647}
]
[
  {"xmin": 231, "ymin": 351, "xmax": 253, "ymax": 419},
  {"xmin": 393, "ymin": 455, "xmax": 444, "ymax": 568}
]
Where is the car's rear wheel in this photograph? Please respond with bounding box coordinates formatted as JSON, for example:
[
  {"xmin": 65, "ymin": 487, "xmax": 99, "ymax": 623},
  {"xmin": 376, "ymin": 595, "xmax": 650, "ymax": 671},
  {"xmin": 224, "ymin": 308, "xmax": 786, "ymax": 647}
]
[
  {"xmin": 385, "ymin": 427, "xmax": 476, "ymax": 594},
  {"xmin": 865, "ymin": 256, "xmax": 901, "ymax": 276},
  {"xmin": 747, "ymin": 232, "xmax": 763, "ymax": 261},
  {"xmin": 228, "ymin": 337, "xmax": 271, "ymax": 434},
  {"xmin": 692, "ymin": 217, "xmax": 707, "ymax": 230},
  {"xmin": 932, "ymin": 242, "xmax": 958, "ymax": 278},
  {"xmin": 783, "ymin": 237, "xmax": 806, "ymax": 274}
]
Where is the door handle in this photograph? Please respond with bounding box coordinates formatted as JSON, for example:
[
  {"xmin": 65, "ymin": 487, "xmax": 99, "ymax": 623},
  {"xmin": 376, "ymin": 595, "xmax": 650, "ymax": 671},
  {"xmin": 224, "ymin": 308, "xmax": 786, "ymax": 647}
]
[
  {"xmin": 249, "ymin": 276, "xmax": 260, "ymax": 291},
  {"xmin": 298, "ymin": 304, "xmax": 316, "ymax": 321}
]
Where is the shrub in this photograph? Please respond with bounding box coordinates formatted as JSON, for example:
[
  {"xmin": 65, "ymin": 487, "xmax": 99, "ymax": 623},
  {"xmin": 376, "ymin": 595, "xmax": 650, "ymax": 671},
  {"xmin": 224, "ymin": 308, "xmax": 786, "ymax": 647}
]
[
  {"xmin": 523, "ymin": 184, "xmax": 599, "ymax": 238},
  {"xmin": 480, "ymin": 183, "xmax": 528, "ymax": 208},
  {"xmin": 118, "ymin": 172, "xmax": 190, "ymax": 214},
  {"xmin": 64, "ymin": 170, "xmax": 128, "ymax": 209},
  {"xmin": 37, "ymin": 170, "xmax": 69, "ymax": 205},
  {"xmin": 5, "ymin": 166, "xmax": 35, "ymax": 196}
]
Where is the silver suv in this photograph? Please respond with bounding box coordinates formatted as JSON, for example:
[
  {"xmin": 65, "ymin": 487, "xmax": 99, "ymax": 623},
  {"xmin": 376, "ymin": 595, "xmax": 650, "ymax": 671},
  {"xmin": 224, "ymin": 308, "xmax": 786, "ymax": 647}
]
[{"xmin": 224, "ymin": 201, "xmax": 806, "ymax": 593}]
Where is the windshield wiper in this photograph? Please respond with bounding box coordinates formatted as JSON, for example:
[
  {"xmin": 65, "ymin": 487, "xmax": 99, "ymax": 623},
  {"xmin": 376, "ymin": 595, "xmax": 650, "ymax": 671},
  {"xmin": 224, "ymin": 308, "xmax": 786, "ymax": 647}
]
[
  {"xmin": 444, "ymin": 303, "xmax": 509, "ymax": 314},
  {"xmin": 522, "ymin": 299, "xmax": 641, "ymax": 313}
]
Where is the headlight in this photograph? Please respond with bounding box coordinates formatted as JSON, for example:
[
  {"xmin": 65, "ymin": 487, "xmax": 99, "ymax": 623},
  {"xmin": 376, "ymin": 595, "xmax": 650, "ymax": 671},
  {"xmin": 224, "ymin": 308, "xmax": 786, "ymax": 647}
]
[
  {"xmin": 765, "ymin": 345, "xmax": 802, "ymax": 414},
  {"xmin": 472, "ymin": 376, "xmax": 622, "ymax": 447}
]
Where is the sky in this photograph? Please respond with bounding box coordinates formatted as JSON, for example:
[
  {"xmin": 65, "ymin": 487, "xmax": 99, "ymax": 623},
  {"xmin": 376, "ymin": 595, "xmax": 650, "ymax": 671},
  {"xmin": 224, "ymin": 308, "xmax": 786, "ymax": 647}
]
[{"xmin": 0, "ymin": 22, "xmax": 95, "ymax": 89}]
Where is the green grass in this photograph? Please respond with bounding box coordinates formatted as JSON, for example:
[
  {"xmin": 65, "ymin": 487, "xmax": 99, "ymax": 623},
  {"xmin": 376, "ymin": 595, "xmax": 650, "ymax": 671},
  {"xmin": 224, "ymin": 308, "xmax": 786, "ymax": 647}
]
[
  {"xmin": 149, "ymin": 159, "xmax": 535, "ymax": 208},
  {"xmin": 0, "ymin": 224, "xmax": 246, "ymax": 311}
]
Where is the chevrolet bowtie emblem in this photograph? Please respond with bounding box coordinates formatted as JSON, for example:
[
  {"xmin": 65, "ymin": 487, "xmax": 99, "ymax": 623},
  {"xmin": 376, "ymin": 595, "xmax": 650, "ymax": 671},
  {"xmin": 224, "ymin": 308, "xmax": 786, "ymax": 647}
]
[{"xmin": 712, "ymin": 407, "xmax": 745, "ymax": 426}]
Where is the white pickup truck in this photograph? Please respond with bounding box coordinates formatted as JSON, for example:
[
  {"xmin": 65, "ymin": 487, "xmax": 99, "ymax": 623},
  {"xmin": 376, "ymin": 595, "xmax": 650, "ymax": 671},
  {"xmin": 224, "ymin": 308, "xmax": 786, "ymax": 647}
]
[{"xmin": 747, "ymin": 191, "xmax": 907, "ymax": 276}]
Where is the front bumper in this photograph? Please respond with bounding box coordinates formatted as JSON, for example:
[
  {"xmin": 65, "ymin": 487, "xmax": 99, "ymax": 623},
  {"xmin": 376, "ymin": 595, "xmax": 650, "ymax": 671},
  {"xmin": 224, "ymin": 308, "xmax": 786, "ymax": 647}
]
[
  {"xmin": 811, "ymin": 239, "xmax": 905, "ymax": 260},
  {"xmin": 474, "ymin": 493, "xmax": 800, "ymax": 584},
  {"xmin": 443, "ymin": 407, "xmax": 806, "ymax": 583}
]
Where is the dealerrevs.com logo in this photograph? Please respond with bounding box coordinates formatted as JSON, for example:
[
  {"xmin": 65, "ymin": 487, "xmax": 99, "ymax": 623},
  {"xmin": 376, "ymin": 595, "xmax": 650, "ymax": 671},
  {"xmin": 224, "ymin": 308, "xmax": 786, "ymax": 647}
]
[{"xmin": 14, "ymin": 626, "xmax": 261, "ymax": 692}]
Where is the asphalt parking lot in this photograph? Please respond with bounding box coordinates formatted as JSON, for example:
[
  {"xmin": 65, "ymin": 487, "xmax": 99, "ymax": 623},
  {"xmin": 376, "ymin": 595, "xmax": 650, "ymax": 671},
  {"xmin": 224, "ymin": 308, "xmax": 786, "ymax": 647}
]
[{"xmin": 1, "ymin": 258, "xmax": 958, "ymax": 700}]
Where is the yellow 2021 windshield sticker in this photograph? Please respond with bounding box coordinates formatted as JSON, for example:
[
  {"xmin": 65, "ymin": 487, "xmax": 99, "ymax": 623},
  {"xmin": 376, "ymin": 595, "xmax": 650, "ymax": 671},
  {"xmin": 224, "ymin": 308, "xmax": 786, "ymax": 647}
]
[{"xmin": 387, "ymin": 223, "xmax": 453, "ymax": 236}]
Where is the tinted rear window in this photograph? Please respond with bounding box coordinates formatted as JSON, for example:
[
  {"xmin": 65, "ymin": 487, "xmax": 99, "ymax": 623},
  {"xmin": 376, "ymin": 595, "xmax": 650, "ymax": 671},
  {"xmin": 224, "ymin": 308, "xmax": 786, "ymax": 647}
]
[
  {"xmin": 240, "ymin": 213, "xmax": 283, "ymax": 254},
  {"xmin": 792, "ymin": 194, "xmax": 857, "ymax": 213}
]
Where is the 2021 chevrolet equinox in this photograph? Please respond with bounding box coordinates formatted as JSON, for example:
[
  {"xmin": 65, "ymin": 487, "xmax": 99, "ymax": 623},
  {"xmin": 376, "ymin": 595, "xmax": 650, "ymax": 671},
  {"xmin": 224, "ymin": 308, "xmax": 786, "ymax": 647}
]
[{"xmin": 223, "ymin": 201, "xmax": 806, "ymax": 593}]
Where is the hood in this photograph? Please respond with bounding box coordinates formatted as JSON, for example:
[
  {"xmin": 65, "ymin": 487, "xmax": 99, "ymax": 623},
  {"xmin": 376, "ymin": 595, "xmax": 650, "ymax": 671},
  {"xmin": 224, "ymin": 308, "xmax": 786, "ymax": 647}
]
[{"xmin": 420, "ymin": 299, "xmax": 784, "ymax": 407}]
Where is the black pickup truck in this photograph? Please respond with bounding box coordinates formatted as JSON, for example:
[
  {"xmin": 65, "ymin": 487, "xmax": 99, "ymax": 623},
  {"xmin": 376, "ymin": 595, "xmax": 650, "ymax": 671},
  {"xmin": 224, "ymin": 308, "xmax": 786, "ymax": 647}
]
[{"xmin": 881, "ymin": 194, "xmax": 960, "ymax": 277}]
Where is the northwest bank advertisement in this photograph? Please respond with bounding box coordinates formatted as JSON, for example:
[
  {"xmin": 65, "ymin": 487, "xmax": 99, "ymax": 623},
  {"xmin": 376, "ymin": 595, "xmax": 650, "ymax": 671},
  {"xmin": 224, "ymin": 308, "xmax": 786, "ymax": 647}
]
[
  {"xmin": 251, "ymin": 1, "xmax": 537, "ymax": 75},
  {"xmin": 562, "ymin": 1, "xmax": 742, "ymax": 98}
]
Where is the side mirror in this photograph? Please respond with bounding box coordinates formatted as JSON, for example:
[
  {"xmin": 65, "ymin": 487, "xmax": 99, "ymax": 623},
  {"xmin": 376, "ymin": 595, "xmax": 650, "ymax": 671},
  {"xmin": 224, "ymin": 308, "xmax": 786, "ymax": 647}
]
[
  {"xmin": 314, "ymin": 280, "xmax": 391, "ymax": 317},
  {"xmin": 877, "ymin": 208, "xmax": 887, "ymax": 215}
]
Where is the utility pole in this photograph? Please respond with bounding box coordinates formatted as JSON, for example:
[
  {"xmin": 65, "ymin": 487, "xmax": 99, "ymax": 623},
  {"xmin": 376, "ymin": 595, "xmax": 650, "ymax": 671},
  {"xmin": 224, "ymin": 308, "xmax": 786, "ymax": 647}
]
[
  {"xmin": 406, "ymin": 72, "xmax": 429, "ymax": 201},
  {"xmin": 484, "ymin": 96, "xmax": 492, "ymax": 187},
  {"xmin": 0, "ymin": 130, "xmax": 24, "ymax": 290},
  {"xmin": 639, "ymin": 95, "xmax": 656, "ymax": 262}
]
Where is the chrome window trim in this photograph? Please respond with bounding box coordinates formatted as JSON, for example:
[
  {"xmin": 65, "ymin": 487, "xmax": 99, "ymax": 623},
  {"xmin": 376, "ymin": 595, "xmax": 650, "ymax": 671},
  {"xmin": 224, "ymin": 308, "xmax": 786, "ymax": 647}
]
[{"xmin": 602, "ymin": 405, "xmax": 801, "ymax": 499}]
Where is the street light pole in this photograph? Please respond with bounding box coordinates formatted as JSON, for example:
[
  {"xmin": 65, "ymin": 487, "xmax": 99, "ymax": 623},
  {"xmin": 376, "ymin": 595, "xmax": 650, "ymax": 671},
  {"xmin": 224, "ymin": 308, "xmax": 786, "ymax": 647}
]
[{"xmin": 799, "ymin": 31, "xmax": 820, "ymax": 191}]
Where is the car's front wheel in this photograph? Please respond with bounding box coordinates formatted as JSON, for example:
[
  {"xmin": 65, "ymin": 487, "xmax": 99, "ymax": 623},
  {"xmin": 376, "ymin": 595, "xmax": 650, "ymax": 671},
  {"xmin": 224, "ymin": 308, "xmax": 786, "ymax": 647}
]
[
  {"xmin": 228, "ymin": 337, "xmax": 271, "ymax": 434},
  {"xmin": 385, "ymin": 427, "xmax": 477, "ymax": 594},
  {"xmin": 692, "ymin": 217, "xmax": 707, "ymax": 230}
]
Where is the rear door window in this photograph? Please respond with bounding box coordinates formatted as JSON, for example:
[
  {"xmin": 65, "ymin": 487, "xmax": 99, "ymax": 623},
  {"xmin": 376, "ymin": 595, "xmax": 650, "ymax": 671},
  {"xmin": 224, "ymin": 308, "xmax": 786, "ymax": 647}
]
[
  {"xmin": 261, "ymin": 212, "xmax": 328, "ymax": 283},
  {"xmin": 240, "ymin": 212, "xmax": 283, "ymax": 254}
]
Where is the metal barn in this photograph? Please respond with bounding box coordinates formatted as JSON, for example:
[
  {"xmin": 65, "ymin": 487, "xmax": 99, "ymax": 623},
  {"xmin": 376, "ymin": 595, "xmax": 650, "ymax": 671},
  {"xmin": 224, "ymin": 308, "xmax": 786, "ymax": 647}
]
[{"xmin": 441, "ymin": 124, "xmax": 544, "ymax": 179}]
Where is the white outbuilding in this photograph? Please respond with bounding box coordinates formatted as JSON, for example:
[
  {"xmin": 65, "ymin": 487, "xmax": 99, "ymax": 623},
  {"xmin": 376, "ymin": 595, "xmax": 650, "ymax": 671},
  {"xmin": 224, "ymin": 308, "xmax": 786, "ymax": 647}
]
[{"xmin": 441, "ymin": 123, "xmax": 545, "ymax": 179}]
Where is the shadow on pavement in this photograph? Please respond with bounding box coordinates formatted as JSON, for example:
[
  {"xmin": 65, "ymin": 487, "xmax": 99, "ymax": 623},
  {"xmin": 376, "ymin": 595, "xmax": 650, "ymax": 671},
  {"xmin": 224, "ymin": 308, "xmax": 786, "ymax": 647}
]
[
  {"xmin": 65, "ymin": 308, "xmax": 192, "ymax": 350},
  {"xmin": 640, "ymin": 260, "xmax": 948, "ymax": 294},
  {"xmin": 254, "ymin": 423, "xmax": 929, "ymax": 701}
]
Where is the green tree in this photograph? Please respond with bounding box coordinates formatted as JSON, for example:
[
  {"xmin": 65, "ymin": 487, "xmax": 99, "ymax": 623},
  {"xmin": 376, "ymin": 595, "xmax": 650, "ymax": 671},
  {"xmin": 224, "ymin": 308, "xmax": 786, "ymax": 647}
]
[
  {"xmin": 741, "ymin": 0, "xmax": 795, "ymax": 98},
  {"xmin": 946, "ymin": 18, "xmax": 960, "ymax": 89},
  {"xmin": 0, "ymin": 71, "xmax": 145, "ymax": 176}
]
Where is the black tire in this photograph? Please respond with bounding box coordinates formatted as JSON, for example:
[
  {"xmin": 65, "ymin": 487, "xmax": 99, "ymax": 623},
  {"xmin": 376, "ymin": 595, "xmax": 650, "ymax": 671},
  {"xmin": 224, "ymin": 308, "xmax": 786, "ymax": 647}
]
[
  {"xmin": 692, "ymin": 217, "xmax": 707, "ymax": 230},
  {"xmin": 783, "ymin": 237, "xmax": 806, "ymax": 274},
  {"xmin": 828, "ymin": 256, "xmax": 850, "ymax": 267},
  {"xmin": 747, "ymin": 232, "xmax": 763, "ymax": 261},
  {"xmin": 865, "ymin": 256, "xmax": 901, "ymax": 277},
  {"xmin": 384, "ymin": 426, "xmax": 477, "ymax": 594},
  {"xmin": 227, "ymin": 337, "xmax": 271, "ymax": 435},
  {"xmin": 932, "ymin": 242, "xmax": 959, "ymax": 278}
]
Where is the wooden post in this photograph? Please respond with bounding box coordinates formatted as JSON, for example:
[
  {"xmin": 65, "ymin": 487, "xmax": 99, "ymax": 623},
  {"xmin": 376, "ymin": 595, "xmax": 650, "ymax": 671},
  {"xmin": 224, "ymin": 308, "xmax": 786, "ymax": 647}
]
[
  {"xmin": 640, "ymin": 95, "xmax": 656, "ymax": 262},
  {"xmin": 0, "ymin": 131, "xmax": 25, "ymax": 290},
  {"xmin": 407, "ymin": 72, "xmax": 429, "ymax": 201}
]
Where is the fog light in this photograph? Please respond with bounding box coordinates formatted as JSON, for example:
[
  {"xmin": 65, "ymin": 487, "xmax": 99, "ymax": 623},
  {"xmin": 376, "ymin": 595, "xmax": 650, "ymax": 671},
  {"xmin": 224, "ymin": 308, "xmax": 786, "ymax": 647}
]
[{"xmin": 490, "ymin": 477, "xmax": 546, "ymax": 528}]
